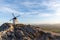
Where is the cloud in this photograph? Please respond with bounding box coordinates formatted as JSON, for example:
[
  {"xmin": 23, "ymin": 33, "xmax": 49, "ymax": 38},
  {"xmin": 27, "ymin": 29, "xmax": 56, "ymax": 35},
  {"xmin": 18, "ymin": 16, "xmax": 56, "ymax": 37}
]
[
  {"xmin": 0, "ymin": 0, "xmax": 56, "ymax": 17},
  {"xmin": 22, "ymin": 0, "xmax": 60, "ymax": 17},
  {"xmin": 1, "ymin": 0, "xmax": 60, "ymax": 17},
  {"xmin": 0, "ymin": 7, "xmax": 24, "ymax": 15}
]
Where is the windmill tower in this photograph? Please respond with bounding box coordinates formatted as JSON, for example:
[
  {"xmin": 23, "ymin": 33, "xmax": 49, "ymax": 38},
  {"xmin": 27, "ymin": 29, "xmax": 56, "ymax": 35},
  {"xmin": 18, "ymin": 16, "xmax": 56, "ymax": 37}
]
[
  {"xmin": 13, "ymin": 17, "xmax": 18, "ymax": 25},
  {"xmin": 10, "ymin": 13, "xmax": 20, "ymax": 25}
]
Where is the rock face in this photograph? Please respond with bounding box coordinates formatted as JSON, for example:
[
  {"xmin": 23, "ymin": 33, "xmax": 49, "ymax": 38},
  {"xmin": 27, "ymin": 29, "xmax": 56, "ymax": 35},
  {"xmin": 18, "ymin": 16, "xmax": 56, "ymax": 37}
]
[{"xmin": 0, "ymin": 23, "xmax": 60, "ymax": 40}]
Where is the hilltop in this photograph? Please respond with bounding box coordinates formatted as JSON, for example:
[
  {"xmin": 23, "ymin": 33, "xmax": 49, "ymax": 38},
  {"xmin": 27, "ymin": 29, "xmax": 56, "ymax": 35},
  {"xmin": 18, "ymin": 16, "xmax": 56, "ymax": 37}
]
[{"xmin": 0, "ymin": 23, "xmax": 60, "ymax": 40}]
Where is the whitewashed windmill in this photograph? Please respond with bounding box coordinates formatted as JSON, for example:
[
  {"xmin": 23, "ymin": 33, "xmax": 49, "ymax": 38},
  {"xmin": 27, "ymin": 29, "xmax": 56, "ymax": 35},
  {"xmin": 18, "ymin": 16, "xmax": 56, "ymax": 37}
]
[{"xmin": 10, "ymin": 13, "xmax": 20, "ymax": 25}]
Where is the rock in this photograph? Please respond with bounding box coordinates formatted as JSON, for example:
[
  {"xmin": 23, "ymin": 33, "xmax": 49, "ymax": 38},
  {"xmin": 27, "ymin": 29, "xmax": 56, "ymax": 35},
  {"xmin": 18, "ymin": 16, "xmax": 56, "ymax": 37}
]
[{"xmin": 0, "ymin": 23, "xmax": 59, "ymax": 40}]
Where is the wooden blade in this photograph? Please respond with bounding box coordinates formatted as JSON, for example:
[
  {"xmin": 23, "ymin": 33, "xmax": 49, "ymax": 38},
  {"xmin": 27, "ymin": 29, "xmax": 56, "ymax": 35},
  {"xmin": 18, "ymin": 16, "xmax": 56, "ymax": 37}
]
[
  {"xmin": 9, "ymin": 18, "xmax": 13, "ymax": 21},
  {"xmin": 12, "ymin": 13, "xmax": 15, "ymax": 17},
  {"xmin": 16, "ymin": 15, "xmax": 20, "ymax": 18}
]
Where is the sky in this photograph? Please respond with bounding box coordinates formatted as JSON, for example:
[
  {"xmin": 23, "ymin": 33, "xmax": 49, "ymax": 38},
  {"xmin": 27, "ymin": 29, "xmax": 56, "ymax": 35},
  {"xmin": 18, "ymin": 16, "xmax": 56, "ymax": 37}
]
[{"xmin": 0, "ymin": 0, "xmax": 60, "ymax": 24}]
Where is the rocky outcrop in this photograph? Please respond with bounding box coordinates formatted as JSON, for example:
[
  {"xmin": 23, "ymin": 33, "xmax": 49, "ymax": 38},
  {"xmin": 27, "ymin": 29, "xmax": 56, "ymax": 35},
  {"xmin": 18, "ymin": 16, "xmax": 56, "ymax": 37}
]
[{"xmin": 0, "ymin": 23, "xmax": 60, "ymax": 40}]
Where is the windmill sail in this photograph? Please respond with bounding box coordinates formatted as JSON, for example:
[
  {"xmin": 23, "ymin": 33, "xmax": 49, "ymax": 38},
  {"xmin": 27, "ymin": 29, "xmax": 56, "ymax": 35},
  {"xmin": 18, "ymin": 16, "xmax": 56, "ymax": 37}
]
[{"xmin": 9, "ymin": 13, "xmax": 20, "ymax": 25}]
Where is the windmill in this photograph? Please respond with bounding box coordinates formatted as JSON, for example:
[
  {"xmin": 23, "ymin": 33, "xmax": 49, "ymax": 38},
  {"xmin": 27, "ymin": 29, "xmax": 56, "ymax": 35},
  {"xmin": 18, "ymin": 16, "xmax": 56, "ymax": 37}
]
[{"xmin": 10, "ymin": 13, "xmax": 20, "ymax": 25}]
